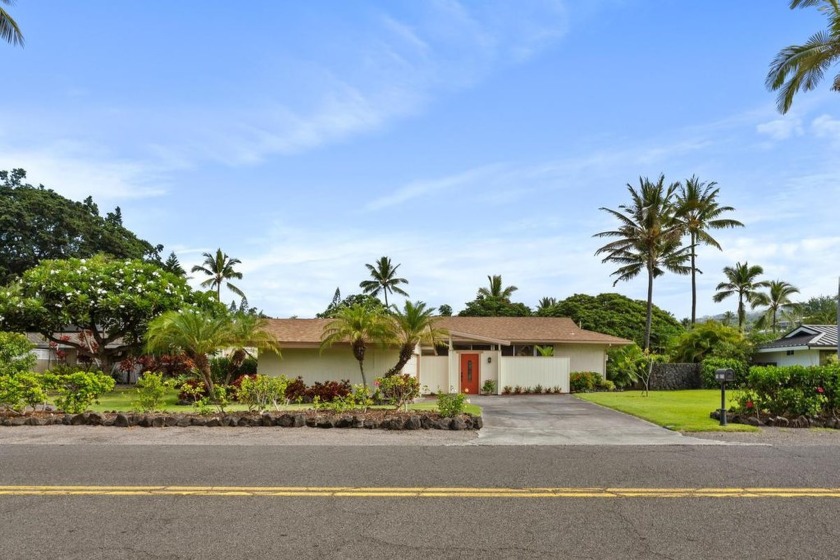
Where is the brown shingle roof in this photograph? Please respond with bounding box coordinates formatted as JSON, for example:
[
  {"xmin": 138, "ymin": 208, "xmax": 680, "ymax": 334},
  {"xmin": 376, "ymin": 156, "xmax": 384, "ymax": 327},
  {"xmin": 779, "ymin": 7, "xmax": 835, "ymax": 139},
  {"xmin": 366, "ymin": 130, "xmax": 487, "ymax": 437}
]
[{"xmin": 263, "ymin": 316, "xmax": 631, "ymax": 346}]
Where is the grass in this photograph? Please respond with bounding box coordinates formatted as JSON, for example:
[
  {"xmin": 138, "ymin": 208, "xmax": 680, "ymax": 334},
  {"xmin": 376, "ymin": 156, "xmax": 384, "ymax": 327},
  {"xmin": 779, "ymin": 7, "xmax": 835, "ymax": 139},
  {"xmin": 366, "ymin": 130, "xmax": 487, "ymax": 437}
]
[
  {"xmin": 575, "ymin": 389, "xmax": 758, "ymax": 432},
  {"xmin": 89, "ymin": 387, "xmax": 481, "ymax": 416}
]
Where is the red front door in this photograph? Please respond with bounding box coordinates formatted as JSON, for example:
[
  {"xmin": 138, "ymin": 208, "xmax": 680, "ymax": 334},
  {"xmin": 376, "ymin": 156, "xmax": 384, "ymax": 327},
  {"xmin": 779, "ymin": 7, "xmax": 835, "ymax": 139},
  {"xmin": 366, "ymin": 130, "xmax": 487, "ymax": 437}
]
[{"xmin": 460, "ymin": 353, "xmax": 480, "ymax": 395}]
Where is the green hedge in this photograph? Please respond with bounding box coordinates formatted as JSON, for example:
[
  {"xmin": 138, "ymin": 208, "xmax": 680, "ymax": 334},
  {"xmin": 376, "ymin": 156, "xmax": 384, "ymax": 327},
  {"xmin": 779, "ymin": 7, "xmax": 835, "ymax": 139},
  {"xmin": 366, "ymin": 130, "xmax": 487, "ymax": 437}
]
[
  {"xmin": 700, "ymin": 357, "xmax": 749, "ymax": 389},
  {"xmin": 734, "ymin": 364, "xmax": 840, "ymax": 417},
  {"xmin": 570, "ymin": 371, "xmax": 614, "ymax": 393}
]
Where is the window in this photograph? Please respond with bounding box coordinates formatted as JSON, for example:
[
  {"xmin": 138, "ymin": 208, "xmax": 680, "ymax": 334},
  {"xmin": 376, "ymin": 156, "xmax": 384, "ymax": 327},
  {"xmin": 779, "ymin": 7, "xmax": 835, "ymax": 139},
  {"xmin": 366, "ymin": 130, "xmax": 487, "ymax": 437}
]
[{"xmin": 786, "ymin": 350, "xmax": 794, "ymax": 356}]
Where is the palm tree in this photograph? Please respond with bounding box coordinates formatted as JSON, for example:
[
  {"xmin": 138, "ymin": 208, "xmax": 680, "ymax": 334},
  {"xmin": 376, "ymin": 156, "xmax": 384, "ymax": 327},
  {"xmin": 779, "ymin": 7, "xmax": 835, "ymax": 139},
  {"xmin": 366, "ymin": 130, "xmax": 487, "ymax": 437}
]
[
  {"xmin": 755, "ymin": 280, "xmax": 800, "ymax": 333},
  {"xmin": 712, "ymin": 262, "xmax": 770, "ymax": 331},
  {"xmin": 145, "ymin": 310, "xmax": 233, "ymax": 395},
  {"xmin": 594, "ymin": 175, "xmax": 691, "ymax": 351},
  {"xmin": 191, "ymin": 248, "xmax": 246, "ymax": 301},
  {"xmin": 320, "ymin": 303, "xmax": 394, "ymax": 388},
  {"xmin": 767, "ymin": 0, "xmax": 840, "ymax": 114},
  {"xmin": 222, "ymin": 312, "xmax": 281, "ymax": 385},
  {"xmin": 478, "ymin": 275, "xmax": 518, "ymax": 300},
  {"xmin": 1, "ymin": 0, "xmax": 24, "ymax": 47},
  {"xmin": 383, "ymin": 301, "xmax": 448, "ymax": 377},
  {"xmin": 675, "ymin": 176, "xmax": 744, "ymax": 326},
  {"xmin": 359, "ymin": 256, "xmax": 409, "ymax": 307},
  {"xmin": 536, "ymin": 297, "xmax": 557, "ymax": 313}
]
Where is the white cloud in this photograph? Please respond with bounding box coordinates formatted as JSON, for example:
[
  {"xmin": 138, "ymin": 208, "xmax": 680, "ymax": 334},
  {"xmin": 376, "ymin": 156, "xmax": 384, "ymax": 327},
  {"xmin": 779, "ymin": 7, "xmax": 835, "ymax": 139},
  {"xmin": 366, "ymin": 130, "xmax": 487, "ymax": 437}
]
[
  {"xmin": 811, "ymin": 114, "xmax": 840, "ymax": 142},
  {"xmin": 756, "ymin": 117, "xmax": 804, "ymax": 140}
]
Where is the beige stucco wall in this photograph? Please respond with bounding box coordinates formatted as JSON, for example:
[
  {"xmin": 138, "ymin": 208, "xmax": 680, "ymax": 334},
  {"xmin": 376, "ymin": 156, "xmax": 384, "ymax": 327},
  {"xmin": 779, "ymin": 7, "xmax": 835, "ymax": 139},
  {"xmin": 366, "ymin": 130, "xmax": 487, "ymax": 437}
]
[
  {"xmin": 259, "ymin": 347, "xmax": 400, "ymax": 386},
  {"xmin": 552, "ymin": 344, "xmax": 609, "ymax": 376}
]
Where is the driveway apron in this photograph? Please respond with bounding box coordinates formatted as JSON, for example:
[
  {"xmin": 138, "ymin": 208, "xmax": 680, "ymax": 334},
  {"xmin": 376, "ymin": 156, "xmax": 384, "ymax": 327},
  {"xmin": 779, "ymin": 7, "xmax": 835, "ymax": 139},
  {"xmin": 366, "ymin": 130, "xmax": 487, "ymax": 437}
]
[{"xmin": 471, "ymin": 394, "xmax": 719, "ymax": 445}]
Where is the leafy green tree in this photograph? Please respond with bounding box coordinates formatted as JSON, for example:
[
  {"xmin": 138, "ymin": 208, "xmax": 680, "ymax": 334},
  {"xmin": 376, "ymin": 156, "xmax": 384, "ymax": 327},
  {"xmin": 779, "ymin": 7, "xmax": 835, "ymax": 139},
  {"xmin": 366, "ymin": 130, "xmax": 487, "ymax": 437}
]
[
  {"xmin": 0, "ymin": 256, "xmax": 216, "ymax": 371},
  {"xmin": 786, "ymin": 294, "xmax": 839, "ymax": 324},
  {"xmin": 668, "ymin": 321, "xmax": 751, "ymax": 363},
  {"xmin": 713, "ymin": 262, "xmax": 770, "ymax": 331},
  {"xmin": 542, "ymin": 293, "xmax": 683, "ymax": 351},
  {"xmin": 320, "ymin": 303, "xmax": 394, "ymax": 388},
  {"xmin": 536, "ymin": 297, "xmax": 557, "ymax": 314},
  {"xmin": 675, "ymin": 176, "xmax": 743, "ymax": 325},
  {"xmin": 478, "ymin": 275, "xmax": 518, "ymax": 300},
  {"xmin": 191, "ymin": 248, "xmax": 246, "ymax": 301},
  {"xmin": 767, "ymin": 0, "xmax": 840, "ymax": 113},
  {"xmin": 359, "ymin": 256, "xmax": 409, "ymax": 307},
  {"xmin": 606, "ymin": 344, "xmax": 646, "ymax": 389},
  {"xmin": 160, "ymin": 252, "xmax": 186, "ymax": 277},
  {"xmin": 437, "ymin": 304, "xmax": 453, "ymax": 317},
  {"xmin": 317, "ymin": 292, "xmax": 386, "ymax": 318},
  {"xmin": 458, "ymin": 296, "xmax": 532, "ymax": 317},
  {"xmin": 0, "ymin": 169, "xmax": 160, "ymax": 284},
  {"xmin": 594, "ymin": 175, "xmax": 690, "ymax": 350},
  {"xmin": 0, "ymin": 0, "xmax": 23, "ymax": 47},
  {"xmin": 0, "ymin": 331, "xmax": 35, "ymax": 377},
  {"xmin": 383, "ymin": 301, "xmax": 448, "ymax": 377},
  {"xmin": 754, "ymin": 280, "xmax": 800, "ymax": 333}
]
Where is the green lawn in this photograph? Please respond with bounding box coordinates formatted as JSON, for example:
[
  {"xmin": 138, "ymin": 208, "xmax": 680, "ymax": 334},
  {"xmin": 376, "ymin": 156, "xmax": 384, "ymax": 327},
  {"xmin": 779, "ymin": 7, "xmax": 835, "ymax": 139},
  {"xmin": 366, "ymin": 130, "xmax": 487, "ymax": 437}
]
[
  {"xmin": 90, "ymin": 387, "xmax": 481, "ymax": 416},
  {"xmin": 575, "ymin": 390, "xmax": 758, "ymax": 432}
]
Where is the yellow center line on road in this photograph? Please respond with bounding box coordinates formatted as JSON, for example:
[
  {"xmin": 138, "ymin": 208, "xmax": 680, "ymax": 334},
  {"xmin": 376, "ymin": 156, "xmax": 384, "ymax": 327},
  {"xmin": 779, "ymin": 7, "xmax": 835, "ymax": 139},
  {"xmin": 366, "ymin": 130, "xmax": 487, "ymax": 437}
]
[{"xmin": 1, "ymin": 485, "xmax": 840, "ymax": 498}]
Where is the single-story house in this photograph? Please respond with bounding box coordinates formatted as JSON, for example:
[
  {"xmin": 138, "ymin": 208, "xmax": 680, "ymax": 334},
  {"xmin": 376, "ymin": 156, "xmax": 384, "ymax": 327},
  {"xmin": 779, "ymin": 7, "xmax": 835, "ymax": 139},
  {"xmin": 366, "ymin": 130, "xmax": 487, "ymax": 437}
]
[
  {"xmin": 754, "ymin": 325, "xmax": 839, "ymax": 367},
  {"xmin": 259, "ymin": 316, "xmax": 631, "ymax": 394}
]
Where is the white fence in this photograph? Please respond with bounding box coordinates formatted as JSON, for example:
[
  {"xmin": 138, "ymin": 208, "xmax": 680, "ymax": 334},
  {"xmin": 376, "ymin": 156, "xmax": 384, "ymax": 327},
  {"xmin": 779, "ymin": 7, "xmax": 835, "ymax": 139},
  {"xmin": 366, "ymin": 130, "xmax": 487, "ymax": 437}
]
[
  {"xmin": 498, "ymin": 357, "xmax": 570, "ymax": 394},
  {"xmin": 418, "ymin": 356, "xmax": 450, "ymax": 394}
]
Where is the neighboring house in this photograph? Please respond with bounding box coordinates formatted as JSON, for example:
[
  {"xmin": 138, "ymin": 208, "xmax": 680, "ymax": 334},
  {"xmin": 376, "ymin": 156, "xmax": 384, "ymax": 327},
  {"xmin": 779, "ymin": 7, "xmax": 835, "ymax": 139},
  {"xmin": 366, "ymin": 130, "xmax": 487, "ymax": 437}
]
[
  {"xmin": 26, "ymin": 332, "xmax": 81, "ymax": 373},
  {"xmin": 259, "ymin": 316, "xmax": 631, "ymax": 394},
  {"xmin": 754, "ymin": 325, "xmax": 839, "ymax": 367}
]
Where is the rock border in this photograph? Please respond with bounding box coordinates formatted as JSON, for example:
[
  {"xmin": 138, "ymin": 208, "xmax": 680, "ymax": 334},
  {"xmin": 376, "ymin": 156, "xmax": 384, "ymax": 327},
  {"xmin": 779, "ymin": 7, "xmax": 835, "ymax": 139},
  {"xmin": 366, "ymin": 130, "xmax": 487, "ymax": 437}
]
[
  {"xmin": 0, "ymin": 411, "xmax": 483, "ymax": 430},
  {"xmin": 710, "ymin": 410, "xmax": 840, "ymax": 429}
]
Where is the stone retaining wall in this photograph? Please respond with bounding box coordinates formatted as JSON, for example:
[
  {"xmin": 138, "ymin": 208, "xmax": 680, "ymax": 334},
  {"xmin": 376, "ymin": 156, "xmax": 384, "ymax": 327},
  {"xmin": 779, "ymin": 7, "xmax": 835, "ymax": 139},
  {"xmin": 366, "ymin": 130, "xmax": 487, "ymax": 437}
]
[{"xmin": 648, "ymin": 363, "xmax": 701, "ymax": 390}]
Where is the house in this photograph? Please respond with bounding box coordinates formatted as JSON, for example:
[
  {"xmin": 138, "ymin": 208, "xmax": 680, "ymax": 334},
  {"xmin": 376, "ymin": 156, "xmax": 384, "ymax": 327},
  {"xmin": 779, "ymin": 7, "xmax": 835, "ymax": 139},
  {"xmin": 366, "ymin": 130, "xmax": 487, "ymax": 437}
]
[
  {"xmin": 754, "ymin": 325, "xmax": 839, "ymax": 367},
  {"xmin": 259, "ymin": 316, "xmax": 631, "ymax": 394}
]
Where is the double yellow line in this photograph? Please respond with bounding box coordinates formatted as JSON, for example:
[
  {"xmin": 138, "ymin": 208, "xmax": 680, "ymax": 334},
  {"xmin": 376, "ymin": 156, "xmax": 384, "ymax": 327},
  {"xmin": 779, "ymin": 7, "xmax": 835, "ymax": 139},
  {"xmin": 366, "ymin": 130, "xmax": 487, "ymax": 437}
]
[{"xmin": 1, "ymin": 486, "xmax": 839, "ymax": 498}]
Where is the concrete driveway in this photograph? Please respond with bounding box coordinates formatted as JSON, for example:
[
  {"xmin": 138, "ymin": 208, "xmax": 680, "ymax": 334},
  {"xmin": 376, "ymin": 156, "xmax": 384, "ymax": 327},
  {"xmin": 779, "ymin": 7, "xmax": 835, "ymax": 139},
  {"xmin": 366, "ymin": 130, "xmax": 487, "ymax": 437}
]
[{"xmin": 471, "ymin": 394, "xmax": 719, "ymax": 445}]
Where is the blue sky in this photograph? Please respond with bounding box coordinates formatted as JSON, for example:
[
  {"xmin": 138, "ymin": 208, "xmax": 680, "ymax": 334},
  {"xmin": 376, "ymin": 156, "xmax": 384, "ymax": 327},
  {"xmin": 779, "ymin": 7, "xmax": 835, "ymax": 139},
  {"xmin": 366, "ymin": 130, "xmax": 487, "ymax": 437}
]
[{"xmin": 3, "ymin": 1, "xmax": 839, "ymax": 320}]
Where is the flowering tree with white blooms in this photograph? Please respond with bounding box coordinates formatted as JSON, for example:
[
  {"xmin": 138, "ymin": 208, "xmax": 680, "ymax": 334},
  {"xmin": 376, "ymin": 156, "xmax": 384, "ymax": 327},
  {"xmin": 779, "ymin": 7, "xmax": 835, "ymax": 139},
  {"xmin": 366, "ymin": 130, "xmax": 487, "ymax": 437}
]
[{"xmin": 0, "ymin": 255, "xmax": 220, "ymax": 371}]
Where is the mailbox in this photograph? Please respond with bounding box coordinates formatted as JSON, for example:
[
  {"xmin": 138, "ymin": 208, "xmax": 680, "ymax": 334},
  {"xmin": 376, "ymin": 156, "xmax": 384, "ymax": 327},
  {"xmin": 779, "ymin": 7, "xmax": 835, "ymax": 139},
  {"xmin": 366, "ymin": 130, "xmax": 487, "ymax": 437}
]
[{"xmin": 714, "ymin": 368, "xmax": 735, "ymax": 383}]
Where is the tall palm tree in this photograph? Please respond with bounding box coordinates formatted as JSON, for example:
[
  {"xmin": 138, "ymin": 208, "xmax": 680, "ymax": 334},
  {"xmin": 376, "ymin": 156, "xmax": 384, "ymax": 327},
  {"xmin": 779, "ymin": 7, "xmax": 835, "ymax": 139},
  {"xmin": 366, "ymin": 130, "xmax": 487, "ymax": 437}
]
[
  {"xmin": 536, "ymin": 297, "xmax": 557, "ymax": 313},
  {"xmin": 675, "ymin": 176, "xmax": 744, "ymax": 325},
  {"xmin": 191, "ymin": 248, "xmax": 246, "ymax": 301},
  {"xmin": 383, "ymin": 301, "xmax": 448, "ymax": 377},
  {"xmin": 320, "ymin": 303, "xmax": 394, "ymax": 388},
  {"xmin": 359, "ymin": 256, "xmax": 409, "ymax": 307},
  {"xmin": 594, "ymin": 175, "xmax": 691, "ymax": 351},
  {"xmin": 478, "ymin": 275, "xmax": 518, "ymax": 300},
  {"xmin": 1, "ymin": 0, "xmax": 24, "ymax": 47},
  {"xmin": 713, "ymin": 262, "xmax": 770, "ymax": 331},
  {"xmin": 755, "ymin": 280, "xmax": 800, "ymax": 333},
  {"xmin": 221, "ymin": 312, "xmax": 281, "ymax": 385},
  {"xmin": 767, "ymin": 0, "xmax": 840, "ymax": 114},
  {"xmin": 145, "ymin": 310, "xmax": 233, "ymax": 395}
]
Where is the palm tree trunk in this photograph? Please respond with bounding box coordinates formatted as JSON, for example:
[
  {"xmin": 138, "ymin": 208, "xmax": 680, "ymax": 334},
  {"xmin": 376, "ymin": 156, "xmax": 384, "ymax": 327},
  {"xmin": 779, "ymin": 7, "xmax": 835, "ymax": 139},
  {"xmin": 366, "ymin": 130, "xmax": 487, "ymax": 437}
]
[
  {"xmin": 738, "ymin": 295, "xmax": 745, "ymax": 332},
  {"xmin": 384, "ymin": 344, "xmax": 414, "ymax": 377},
  {"xmin": 690, "ymin": 232, "xmax": 697, "ymax": 326},
  {"xmin": 352, "ymin": 340, "xmax": 368, "ymax": 388},
  {"xmin": 645, "ymin": 265, "xmax": 654, "ymax": 351},
  {"xmin": 194, "ymin": 353, "xmax": 215, "ymax": 396}
]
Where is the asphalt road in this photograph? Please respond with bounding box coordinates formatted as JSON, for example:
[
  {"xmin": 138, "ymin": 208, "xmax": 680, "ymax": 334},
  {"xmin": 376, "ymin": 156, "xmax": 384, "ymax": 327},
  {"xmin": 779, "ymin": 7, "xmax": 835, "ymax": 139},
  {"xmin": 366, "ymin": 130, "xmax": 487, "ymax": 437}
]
[{"xmin": 3, "ymin": 438, "xmax": 840, "ymax": 559}]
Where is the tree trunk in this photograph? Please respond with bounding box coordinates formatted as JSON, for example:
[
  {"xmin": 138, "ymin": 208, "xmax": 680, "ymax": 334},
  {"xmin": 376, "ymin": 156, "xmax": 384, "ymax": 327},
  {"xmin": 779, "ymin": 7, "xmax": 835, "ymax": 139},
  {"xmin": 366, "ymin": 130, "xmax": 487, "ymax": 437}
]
[
  {"xmin": 644, "ymin": 266, "xmax": 654, "ymax": 352},
  {"xmin": 352, "ymin": 339, "xmax": 367, "ymax": 388},
  {"xmin": 738, "ymin": 294, "xmax": 745, "ymax": 332},
  {"xmin": 690, "ymin": 232, "xmax": 697, "ymax": 326},
  {"xmin": 193, "ymin": 353, "xmax": 215, "ymax": 396},
  {"xmin": 384, "ymin": 343, "xmax": 414, "ymax": 378},
  {"xmin": 226, "ymin": 348, "xmax": 247, "ymax": 385}
]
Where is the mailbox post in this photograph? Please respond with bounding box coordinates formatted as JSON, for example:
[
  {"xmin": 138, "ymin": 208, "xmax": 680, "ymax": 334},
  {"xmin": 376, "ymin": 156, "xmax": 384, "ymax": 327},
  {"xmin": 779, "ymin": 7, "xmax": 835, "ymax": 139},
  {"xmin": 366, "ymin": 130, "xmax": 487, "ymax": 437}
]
[{"xmin": 714, "ymin": 368, "xmax": 735, "ymax": 426}]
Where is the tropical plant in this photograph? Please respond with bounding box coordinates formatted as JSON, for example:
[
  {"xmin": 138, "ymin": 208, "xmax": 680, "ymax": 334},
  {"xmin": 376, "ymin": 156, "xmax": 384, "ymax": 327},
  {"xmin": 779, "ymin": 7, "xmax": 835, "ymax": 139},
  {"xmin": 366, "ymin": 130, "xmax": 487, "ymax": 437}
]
[
  {"xmin": 320, "ymin": 303, "xmax": 394, "ymax": 388},
  {"xmin": 359, "ymin": 256, "xmax": 409, "ymax": 307},
  {"xmin": 224, "ymin": 312, "xmax": 281, "ymax": 382},
  {"xmin": 191, "ymin": 248, "xmax": 246, "ymax": 301},
  {"xmin": 437, "ymin": 304, "xmax": 453, "ymax": 316},
  {"xmin": 145, "ymin": 309, "xmax": 235, "ymax": 395},
  {"xmin": 788, "ymin": 294, "xmax": 839, "ymax": 324},
  {"xmin": 675, "ymin": 176, "xmax": 744, "ymax": 325},
  {"xmin": 668, "ymin": 321, "xmax": 752, "ymax": 363},
  {"xmin": 754, "ymin": 280, "xmax": 801, "ymax": 333},
  {"xmin": 536, "ymin": 297, "xmax": 557, "ymax": 314},
  {"xmin": 478, "ymin": 275, "xmax": 518, "ymax": 300},
  {"xmin": 0, "ymin": 0, "xmax": 23, "ymax": 47},
  {"xmin": 766, "ymin": 0, "xmax": 840, "ymax": 113},
  {"xmin": 383, "ymin": 301, "xmax": 448, "ymax": 377},
  {"xmin": 594, "ymin": 175, "xmax": 691, "ymax": 350},
  {"xmin": 713, "ymin": 262, "xmax": 770, "ymax": 331}
]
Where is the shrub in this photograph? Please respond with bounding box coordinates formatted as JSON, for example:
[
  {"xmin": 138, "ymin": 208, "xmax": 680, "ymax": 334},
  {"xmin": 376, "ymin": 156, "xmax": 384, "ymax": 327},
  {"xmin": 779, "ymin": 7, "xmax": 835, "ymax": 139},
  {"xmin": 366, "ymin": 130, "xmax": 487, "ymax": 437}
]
[
  {"xmin": 321, "ymin": 384, "xmax": 374, "ymax": 413},
  {"xmin": 570, "ymin": 371, "xmax": 613, "ymax": 393},
  {"xmin": 534, "ymin": 384, "xmax": 544, "ymax": 394},
  {"xmin": 738, "ymin": 364, "xmax": 840, "ymax": 417},
  {"xmin": 502, "ymin": 385, "xmax": 512, "ymax": 395},
  {"xmin": 700, "ymin": 357, "xmax": 749, "ymax": 389},
  {"xmin": 377, "ymin": 374, "xmax": 420, "ymax": 411},
  {"xmin": 437, "ymin": 392, "xmax": 466, "ymax": 418},
  {"xmin": 513, "ymin": 385, "xmax": 523, "ymax": 395},
  {"xmin": 607, "ymin": 344, "xmax": 645, "ymax": 389},
  {"xmin": 306, "ymin": 380, "xmax": 352, "ymax": 403},
  {"xmin": 668, "ymin": 321, "xmax": 752, "ymax": 363},
  {"xmin": 178, "ymin": 378, "xmax": 207, "ymax": 402},
  {"xmin": 0, "ymin": 332, "xmax": 36, "ymax": 377},
  {"xmin": 47, "ymin": 371, "xmax": 115, "ymax": 414},
  {"xmin": 482, "ymin": 379, "xmax": 497, "ymax": 395},
  {"xmin": 132, "ymin": 371, "xmax": 173, "ymax": 412},
  {"xmin": 0, "ymin": 373, "xmax": 47, "ymax": 413},
  {"xmin": 237, "ymin": 374, "xmax": 289, "ymax": 412},
  {"xmin": 284, "ymin": 376, "xmax": 308, "ymax": 403}
]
